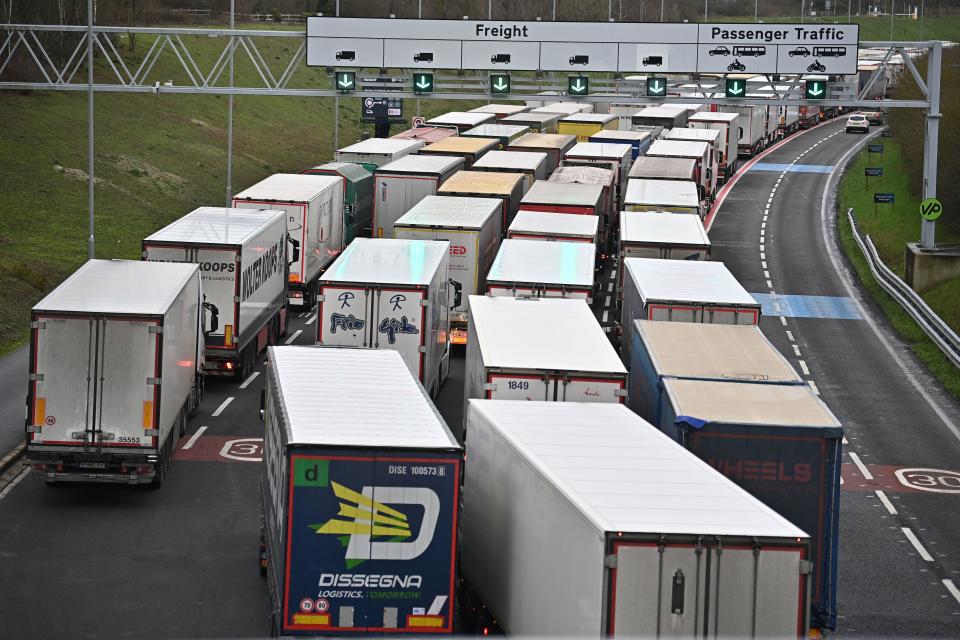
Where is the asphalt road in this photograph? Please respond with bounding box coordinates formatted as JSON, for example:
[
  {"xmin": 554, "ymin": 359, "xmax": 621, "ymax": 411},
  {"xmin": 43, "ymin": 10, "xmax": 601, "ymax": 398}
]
[
  {"xmin": 708, "ymin": 119, "xmax": 960, "ymax": 636},
  {"xmin": 2, "ymin": 121, "xmax": 959, "ymax": 638}
]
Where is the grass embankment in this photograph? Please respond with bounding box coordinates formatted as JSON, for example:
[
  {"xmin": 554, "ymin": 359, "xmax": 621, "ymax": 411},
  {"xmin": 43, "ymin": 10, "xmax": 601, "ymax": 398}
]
[
  {"xmin": 0, "ymin": 28, "xmax": 483, "ymax": 355},
  {"xmin": 838, "ymin": 140, "xmax": 960, "ymax": 397}
]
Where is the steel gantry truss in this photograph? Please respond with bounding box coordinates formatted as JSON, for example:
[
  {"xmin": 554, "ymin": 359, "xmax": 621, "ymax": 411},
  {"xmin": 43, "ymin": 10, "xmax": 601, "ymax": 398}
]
[{"xmin": 0, "ymin": 23, "xmax": 943, "ymax": 247}]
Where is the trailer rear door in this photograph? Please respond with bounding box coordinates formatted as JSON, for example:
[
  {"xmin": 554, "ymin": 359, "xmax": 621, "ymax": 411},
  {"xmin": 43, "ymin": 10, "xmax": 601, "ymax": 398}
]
[
  {"xmin": 372, "ymin": 288, "xmax": 427, "ymax": 381},
  {"xmin": 96, "ymin": 317, "xmax": 160, "ymax": 448},
  {"xmin": 558, "ymin": 376, "xmax": 625, "ymax": 403},
  {"xmin": 31, "ymin": 316, "xmax": 95, "ymax": 445}
]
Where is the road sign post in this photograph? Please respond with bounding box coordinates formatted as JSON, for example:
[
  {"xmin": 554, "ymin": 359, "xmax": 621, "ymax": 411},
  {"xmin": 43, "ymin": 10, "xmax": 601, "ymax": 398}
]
[
  {"xmin": 490, "ymin": 73, "xmax": 511, "ymax": 95},
  {"xmin": 646, "ymin": 77, "xmax": 667, "ymax": 97},
  {"xmin": 725, "ymin": 78, "xmax": 746, "ymax": 98},
  {"xmin": 413, "ymin": 72, "xmax": 434, "ymax": 94},
  {"xmin": 874, "ymin": 192, "xmax": 895, "ymax": 218},
  {"xmin": 920, "ymin": 40, "xmax": 942, "ymax": 248},
  {"xmin": 568, "ymin": 75, "xmax": 589, "ymax": 96},
  {"xmin": 865, "ymin": 166, "xmax": 883, "ymax": 187}
]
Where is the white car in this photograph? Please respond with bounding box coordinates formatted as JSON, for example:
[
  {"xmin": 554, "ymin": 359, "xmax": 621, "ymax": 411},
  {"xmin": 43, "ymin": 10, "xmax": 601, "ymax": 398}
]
[{"xmin": 846, "ymin": 114, "xmax": 870, "ymax": 133}]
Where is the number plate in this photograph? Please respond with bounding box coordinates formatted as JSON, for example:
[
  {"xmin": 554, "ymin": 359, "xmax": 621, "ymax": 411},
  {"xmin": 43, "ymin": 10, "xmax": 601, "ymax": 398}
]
[{"xmin": 78, "ymin": 461, "xmax": 107, "ymax": 469}]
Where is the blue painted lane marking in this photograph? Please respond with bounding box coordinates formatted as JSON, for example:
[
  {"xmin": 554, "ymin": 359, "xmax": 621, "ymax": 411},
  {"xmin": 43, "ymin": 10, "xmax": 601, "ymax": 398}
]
[
  {"xmin": 751, "ymin": 293, "xmax": 862, "ymax": 320},
  {"xmin": 750, "ymin": 163, "xmax": 835, "ymax": 174}
]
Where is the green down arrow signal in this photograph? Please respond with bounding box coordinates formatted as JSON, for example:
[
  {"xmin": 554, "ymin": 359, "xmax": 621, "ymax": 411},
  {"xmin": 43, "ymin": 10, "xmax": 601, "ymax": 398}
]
[
  {"xmin": 647, "ymin": 78, "xmax": 665, "ymax": 96},
  {"xmin": 413, "ymin": 73, "xmax": 434, "ymax": 93},
  {"xmin": 805, "ymin": 80, "xmax": 826, "ymax": 99},
  {"xmin": 336, "ymin": 72, "xmax": 355, "ymax": 91},
  {"xmin": 491, "ymin": 75, "xmax": 510, "ymax": 93},
  {"xmin": 568, "ymin": 76, "xmax": 589, "ymax": 95},
  {"xmin": 726, "ymin": 79, "xmax": 745, "ymax": 97}
]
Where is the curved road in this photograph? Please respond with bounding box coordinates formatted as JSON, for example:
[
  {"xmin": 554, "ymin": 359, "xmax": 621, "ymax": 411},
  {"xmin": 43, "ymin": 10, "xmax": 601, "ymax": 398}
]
[{"xmin": 709, "ymin": 119, "xmax": 960, "ymax": 636}]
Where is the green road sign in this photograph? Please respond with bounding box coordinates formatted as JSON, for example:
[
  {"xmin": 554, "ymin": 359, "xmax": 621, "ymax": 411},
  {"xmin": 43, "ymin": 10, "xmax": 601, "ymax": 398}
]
[
  {"xmin": 805, "ymin": 79, "xmax": 827, "ymax": 100},
  {"xmin": 568, "ymin": 75, "xmax": 589, "ymax": 96},
  {"xmin": 490, "ymin": 73, "xmax": 511, "ymax": 95},
  {"xmin": 920, "ymin": 198, "xmax": 943, "ymax": 221},
  {"xmin": 335, "ymin": 71, "xmax": 355, "ymax": 92},
  {"xmin": 413, "ymin": 72, "xmax": 434, "ymax": 94},
  {"xmin": 646, "ymin": 77, "xmax": 667, "ymax": 97},
  {"xmin": 725, "ymin": 79, "xmax": 746, "ymax": 98}
]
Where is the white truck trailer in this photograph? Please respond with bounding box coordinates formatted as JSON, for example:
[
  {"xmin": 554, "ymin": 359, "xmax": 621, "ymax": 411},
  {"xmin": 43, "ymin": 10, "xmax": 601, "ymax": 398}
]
[
  {"xmin": 27, "ymin": 259, "xmax": 207, "ymax": 486},
  {"xmin": 462, "ymin": 296, "xmax": 627, "ymax": 439},
  {"xmin": 393, "ymin": 195, "xmax": 503, "ymax": 345},
  {"xmin": 624, "ymin": 178, "xmax": 702, "ymax": 217},
  {"xmin": 461, "ymin": 400, "xmax": 812, "ymax": 637},
  {"xmin": 372, "ymin": 154, "xmax": 465, "ymax": 239},
  {"xmin": 486, "ymin": 238, "xmax": 596, "ymax": 303},
  {"xmin": 334, "ymin": 137, "xmax": 423, "ymax": 171},
  {"xmin": 646, "ymin": 139, "xmax": 714, "ymax": 200},
  {"xmin": 143, "ymin": 207, "xmax": 288, "ymax": 378},
  {"xmin": 617, "ymin": 211, "xmax": 711, "ymax": 299},
  {"xmin": 232, "ymin": 173, "xmax": 344, "ymax": 309},
  {"xmin": 316, "ymin": 238, "xmax": 454, "ymax": 397},
  {"xmin": 471, "ymin": 150, "xmax": 549, "ymax": 192},
  {"xmin": 620, "ymin": 257, "xmax": 760, "ymax": 354},
  {"xmin": 508, "ymin": 210, "xmax": 600, "ymax": 244},
  {"xmin": 687, "ymin": 111, "xmax": 740, "ymax": 180},
  {"xmin": 260, "ymin": 347, "xmax": 461, "ymax": 636}
]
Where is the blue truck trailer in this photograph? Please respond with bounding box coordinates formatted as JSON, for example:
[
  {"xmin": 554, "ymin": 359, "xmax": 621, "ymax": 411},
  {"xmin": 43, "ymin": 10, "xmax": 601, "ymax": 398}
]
[
  {"xmin": 627, "ymin": 320, "xmax": 843, "ymax": 631},
  {"xmin": 260, "ymin": 346, "xmax": 462, "ymax": 636}
]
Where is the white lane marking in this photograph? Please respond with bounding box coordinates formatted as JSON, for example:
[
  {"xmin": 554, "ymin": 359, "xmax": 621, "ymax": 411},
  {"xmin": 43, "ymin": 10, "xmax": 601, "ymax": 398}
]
[
  {"xmin": 760, "ymin": 229, "xmax": 766, "ymax": 237},
  {"xmin": 819, "ymin": 133, "xmax": 960, "ymax": 444},
  {"xmin": 602, "ymin": 310, "xmax": 609, "ymax": 323},
  {"xmin": 305, "ymin": 313, "xmax": 317, "ymax": 325},
  {"xmin": 842, "ymin": 435, "xmax": 848, "ymax": 444},
  {"xmin": 604, "ymin": 295, "xmax": 611, "ymax": 307},
  {"xmin": 284, "ymin": 329, "xmax": 303, "ymax": 345},
  {"xmin": 211, "ymin": 397, "xmax": 234, "ymax": 418},
  {"xmin": 780, "ymin": 316, "xmax": 788, "ymax": 326},
  {"xmin": 609, "ymin": 271, "xmax": 615, "ymax": 280},
  {"xmin": 786, "ymin": 330, "xmax": 795, "ymax": 341},
  {"xmin": 849, "ymin": 451, "xmax": 874, "ymax": 480},
  {"xmin": 239, "ymin": 371, "xmax": 260, "ymax": 389},
  {"xmin": 810, "ymin": 380, "xmax": 820, "ymax": 395},
  {"xmin": 799, "ymin": 359, "xmax": 810, "ymax": 375},
  {"xmin": 607, "ymin": 281, "xmax": 614, "ymax": 292},
  {"xmin": 764, "ymin": 270, "xmax": 771, "ymax": 278},
  {"xmin": 943, "ymin": 579, "xmax": 960, "ymax": 606},
  {"xmin": 762, "ymin": 261, "xmax": 768, "ymax": 269},
  {"xmin": 761, "ymin": 222, "xmax": 767, "ymax": 229},
  {"xmin": 182, "ymin": 426, "xmax": 208, "ymax": 450},
  {"xmin": 766, "ymin": 279, "xmax": 773, "ymax": 288},
  {"xmin": 760, "ymin": 252, "xmax": 766, "ymax": 260},
  {"xmin": 0, "ymin": 466, "xmax": 29, "ymax": 501},
  {"xmin": 902, "ymin": 527, "xmax": 934, "ymax": 561},
  {"xmin": 793, "ymin": 345, "xmax": 802, "ymax": 356},
  {"xmin": 875, "ymin": 490, "xmax": 898, "ymax": 515}
]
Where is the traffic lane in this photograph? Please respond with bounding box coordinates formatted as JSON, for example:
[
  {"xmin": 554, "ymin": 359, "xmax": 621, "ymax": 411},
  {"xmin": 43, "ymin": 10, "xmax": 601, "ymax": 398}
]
[
  {"xmin": 0, "ymin": 346, "xmax": 28, "ymax": 459},
  {"xmin": 434, "ymin": 346, "xmax": 466, "ymax": 437},
  {"xmin": 0, "ymin": 459, "xmax": 271, "ymax": 638}
]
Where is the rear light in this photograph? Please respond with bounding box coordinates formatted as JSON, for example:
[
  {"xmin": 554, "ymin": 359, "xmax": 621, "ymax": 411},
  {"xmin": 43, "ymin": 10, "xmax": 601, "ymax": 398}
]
[
  {"xmin": 31, "ymin": 462, "xmax": 46, "ymax": 471},
  {"xmin": 136, "ymin": 464, "xmax": 154, "ymax": 474},
  {"xmin": 57, "ymin": 463, "xmax": 63, "ymax": 472},
  {"xmin": 482, "ymin": 628, "xmax": 489, "ymax": 636},
  {"xmin": 225, "ymin": 361, "xmax": 234, "ymax": 371}
]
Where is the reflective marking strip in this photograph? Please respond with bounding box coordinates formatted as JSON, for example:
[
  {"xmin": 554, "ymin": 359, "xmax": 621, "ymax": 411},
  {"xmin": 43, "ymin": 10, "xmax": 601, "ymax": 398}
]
[
  {"xmin": 943, "ymin": 579, "xmax": 960, "ymax": 605},
  {"xmin": 798, "ymin": 359, "xmax": 810, "ymax": 375},
  {"xmin": 239, "ymin": 371, "xmax": 260, "ymax": 389},
  {"xmin": 902, "ymin": 527, "xmax": 934, "ymax": 561},
  {"xmin": 183, "ymin": 426, "xmax": 207, "ymax": 450},
  {"xmin": 212, "ymin": 397, "xmax": 234, "ymax": 418},
  {"xmin": 142, "ymin": 400, "xmax": 154, "ymax": 429},
  {"xmin": 780, "ymin": 316, "xmax": 787, "ymax": 326},
  {"xmin": 604, "ymin": 295, "xmax": 611, "ymax": 307},
  {"xmin": 602, "ymin": 310, "xmax": 609, "ymax": 323},
  {"xmin": 786, "ymin": 330, "xmax": 795, "ymax": 341},
  {"xmin": 875, "ymin": 489, "xmax": 898, "ymax": 515},
  {"xmin": 285, "ymin": 329, "xmax": 302, "ymax": 345},
  {"xmin": 849, "ymin": 451, "xmax": 874, "ymax": 480},
  {"xmin": 607, "ymin": 282, "xmax": 614, "ymax": 292},
  {"xmin": 427, "ymin": 595, "xmax": 448, "ymax": 616},
  {"xmin": 793, "ymin": 345, "xmax": 801, "ymax": 356}
]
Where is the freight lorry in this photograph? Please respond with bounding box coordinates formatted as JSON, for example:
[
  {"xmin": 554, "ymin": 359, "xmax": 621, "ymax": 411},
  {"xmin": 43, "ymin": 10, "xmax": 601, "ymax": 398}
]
[
  {"xmin": 505, "ymin": 132, "xmax": 576, "ymax": 173},
  {"xmin": 460, "ymin": 400, "xmax": 812, "ymax": 637},
  {"xmin": 547, "ymin": 166, "xmax": 616, "ymax": 243},
  {"xmin": 624, "ymin": 178, "xmax": 702, "ymax": 217},
  {"xmin": 460, "ymin": 124, "xmax": 530, "ymax": 150},
  {"xmin": 462, "ymin": 296, "xmax": 626, "ymax": 437},
  {"xmin": 260, "ymin": 346, "xmax": 461, "ymax": 636},
  {"xmin": 372, "ymin": 155, "xmax": 465, "ymax": 238},
  {"xmin": 557, "ymin": 113, "xmax": 619, "ymax": 141},
  {"xmin": 627, "ymin": 156, "xmax": 698, "ymax": 183},
  {"xmin": 646, "ymin": 139, "xmax": 714, "ymax": 200},
  {"xmin": 520, "ymin": 179, "xmax": 607, "ymax": 248},
  {"xmin": 486, "ymin": 238, "xmax": 596, "ymax": 302},
  {"xmin": 531, "ymin": 102, "xmax": 593, "ymax": 116},
  {"xmin": 631, "ymin": 105, "xmax": 689, "ymax": 130},
  {"xmin": 437, "ymin": 170, "xmax": 525, "ymax": 233},
  {"xmin": 316, "ymin": 238, "xmax": 454, "ymax": 397},
  {"xmin": 393, "ymin": 196, "xmax": 502, "ymax": 345},
  {"xmin": 616, "ymin": 211, "xmax": 710, "ymax": 298},
  {"xmin": 654, "ymin": 377, "xmax": 842, "ymax": 631},
  {"xmin": 471, "ymin": 150, "xmax": 548, "ymax": 193},
  {"xmin": 419, "ymin": 137, "xmax": 498, "ymax": 169},
  {"xmin": 334, "ymin": 138, "xmax": 423, "ymax": 171},
  {"xmin": 687, "ymin": 111, "xmax": 740, "ymax": 180},
  {"xmin": 391, "ymin": 126, "xmax": 458, "ymax": 144},
  {"xmin": 732, "ymin": 104, "xmax": 771, "ymax": 156},
  {"xmin": 620, "ymin": 257, "xmax": 760, "ymax": 353},
  {"xmin": 665, "ymin": 127, "xmax": 722, "ymax": 198},
  {"xmin": 300, "ymin": 162, "xmax": 374, "ymax": 243},
  {"xmin": 424, "ymin": 111, "xmax": 494, "ymax": 132},
  {"xmin": 498, "ymin": 111, "xmax": 562, "ymax": 134},
  {"xmin": 232, "ymin": 173, "xmax": 345, "ymax": 309},
  {"xmin": 142, "ymin": 207, "xmax": 288, "ymax": 379},
  {"xmin": 469, "ymin": 103, "xmax": 531, "ymax": 119},
  {"xmin": 27, "ymin": 259, "xmax": 206, "ymax": 486},
  {"xmin": 587, "ymin": 129, "xmax": 654, "ymax": 159},
  {"xmin": 508, "ymin": 211, "xmax": 599, "ymax": 244},
  {"xmin": 562, "ymin": 142, "xmax": 634, "ymax": 200}
]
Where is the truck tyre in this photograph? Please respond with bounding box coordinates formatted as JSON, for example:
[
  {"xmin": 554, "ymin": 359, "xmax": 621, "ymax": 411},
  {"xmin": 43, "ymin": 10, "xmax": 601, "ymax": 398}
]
[{"xmin": 149, "ymin": 433, "xmax": 172, "ymax": 489}]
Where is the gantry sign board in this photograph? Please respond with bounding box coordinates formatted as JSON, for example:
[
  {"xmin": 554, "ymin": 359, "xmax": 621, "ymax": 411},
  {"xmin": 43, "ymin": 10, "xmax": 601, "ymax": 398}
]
[{"xmin": 306, "ymin": 18, "xmax": 859, "ymax": 75}]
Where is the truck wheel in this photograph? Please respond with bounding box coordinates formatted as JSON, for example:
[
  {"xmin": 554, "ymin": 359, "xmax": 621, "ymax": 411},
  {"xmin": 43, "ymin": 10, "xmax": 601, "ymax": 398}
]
[{"xmin": 149, "ymin": 435, "xmax": 171, "ymax": 489}]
